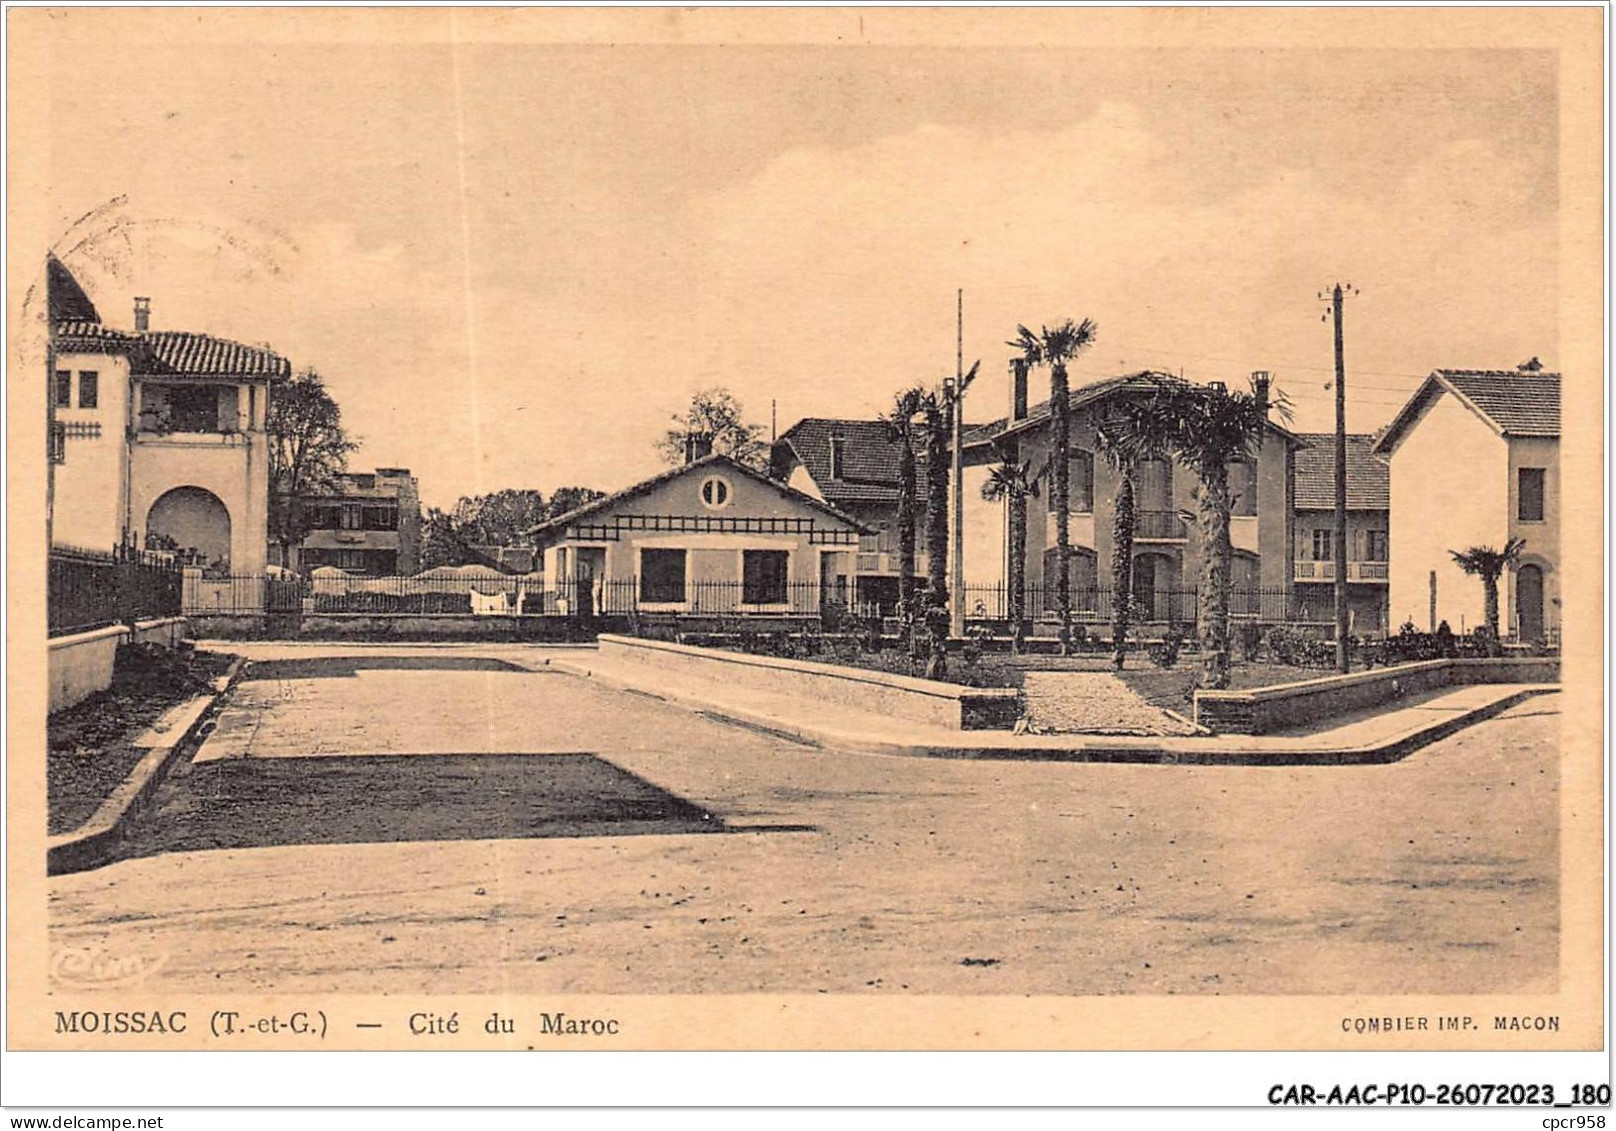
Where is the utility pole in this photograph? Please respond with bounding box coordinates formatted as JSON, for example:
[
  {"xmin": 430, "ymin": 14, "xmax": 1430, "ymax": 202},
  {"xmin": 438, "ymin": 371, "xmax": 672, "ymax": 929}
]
[
  {"xmin": 1321, "ymin": 282, "xmax": 1355, "ymax": 672},
  {"xmin": 950, "ymin": 289, "xmax": 966, "ymax": 639}
]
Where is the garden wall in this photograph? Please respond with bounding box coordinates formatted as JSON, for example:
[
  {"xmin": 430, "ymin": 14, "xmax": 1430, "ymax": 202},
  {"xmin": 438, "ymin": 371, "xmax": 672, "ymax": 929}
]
[
  {"xmin": 49, "ymin": 617, "xmax": 188, "ymax": 714},
  {"xmin": 1193, "ymin": 657, "xmax": 1560, "ymax": 735},
  {"xmin": 597, "ymin": 634, "xmax": 1022, "ymax": 731}
]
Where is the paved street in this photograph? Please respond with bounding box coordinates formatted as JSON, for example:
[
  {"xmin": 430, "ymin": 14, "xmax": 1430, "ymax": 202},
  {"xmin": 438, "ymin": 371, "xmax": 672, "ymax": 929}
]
[{"xmin": 49, "ymin": 644, "xmax": 1559, "ymax": 996}]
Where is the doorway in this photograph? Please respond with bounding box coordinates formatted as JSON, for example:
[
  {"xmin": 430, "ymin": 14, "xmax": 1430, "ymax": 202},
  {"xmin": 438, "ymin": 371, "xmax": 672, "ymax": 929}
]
[{"xmin": 1516, "ymin": 564, "xmax": 1544, "ymax": 642}]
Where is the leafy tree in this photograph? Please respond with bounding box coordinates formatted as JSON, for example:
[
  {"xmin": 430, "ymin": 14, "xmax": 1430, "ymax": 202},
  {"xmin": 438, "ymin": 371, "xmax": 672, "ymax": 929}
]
[
  {"xmin": 546, "ymin": 485, "xmax": 608, "ymax": 520},
  {"xmin": 419, "ymin": 506, "xmax": 477, "ymax": 570},
  {"xmin": 656, "ymin": 387, "xmax": 768, "ymax": 470},
  {"xmin": 1449, "ymin": 538, "xmax": 1526, "ymax": 652},
  {"xmin": 1010, "ymin": 319, "xmax": 1098, "ymax": 654},
  {"xmin": 980, "ymin": 449, "xmax": 1040, "ymax": 652},
  {"xmin": 455, "ymin": 489, "xmax": 548, "ymax": 547},
  {"xmin": 268, "ymin": 368, "xmax": 358, "ymax": 570},
  {"xmin": 419, "ymin": 486, "xmax": 607, "ymax": 570},
  {"xmin": 1108, "ymin": 374, "xmax": 1282, "ymax": 690}
]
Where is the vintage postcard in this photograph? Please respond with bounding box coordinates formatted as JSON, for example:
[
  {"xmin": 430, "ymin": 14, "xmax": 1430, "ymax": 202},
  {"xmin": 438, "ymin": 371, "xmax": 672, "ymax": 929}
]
[{"xmin": 4, "ymin": 4, "xmax": 1605, "ymax": 1082}]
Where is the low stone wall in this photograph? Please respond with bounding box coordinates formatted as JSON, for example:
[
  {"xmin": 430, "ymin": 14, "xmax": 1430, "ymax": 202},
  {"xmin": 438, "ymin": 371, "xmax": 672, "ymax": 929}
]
[
  {"xmin": 190, "ymin": 613, "xmax": 612, "ymax": 643},
  {"xmin": 49, "ymin": 617, "xmax": 189, "ymax": 714},
  {"xmin": 1194, "ymin": 656, "xmax": 1561, "ymax": 735},
  {"xmin": 597, "ymin": 634, "xmax": 1021, "ymax": 731}
]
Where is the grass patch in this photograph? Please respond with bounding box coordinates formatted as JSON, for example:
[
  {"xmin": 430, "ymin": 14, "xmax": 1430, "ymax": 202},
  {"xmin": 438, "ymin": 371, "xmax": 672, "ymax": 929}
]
[{"xmin": 48, "ymin": 644, "xmax": 236, "ymax": 835}]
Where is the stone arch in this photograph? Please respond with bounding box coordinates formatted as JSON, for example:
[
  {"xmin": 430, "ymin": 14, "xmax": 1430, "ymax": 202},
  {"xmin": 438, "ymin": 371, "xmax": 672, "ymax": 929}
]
[{"xmin": 147, "ymin": 486, "xmax": 232, "ymax": 569}]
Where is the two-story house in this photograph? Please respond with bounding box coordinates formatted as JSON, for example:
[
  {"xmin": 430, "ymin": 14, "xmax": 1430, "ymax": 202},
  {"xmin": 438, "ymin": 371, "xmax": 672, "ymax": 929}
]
[
  {"xmin": 771, "ymin": 418, "xmax": 938, "ymax": 615},
  {"xmin": 288, "ymin": 467, "xmax": 423, "ymax": 575},
  {"xmin": 961, "ymin": 368, "xmax": 1302, "ymax": 627},
  {"xmin": 1290, "ymin": 434, "xmax": 1390, "ymax": 633},
  {"xmin": 1372, "ymin": 363, "xmax": 1560, "ymax": 641},
  {"xmin": 47, "ymin": 256, "xmax": 287, "ymax": 576}
]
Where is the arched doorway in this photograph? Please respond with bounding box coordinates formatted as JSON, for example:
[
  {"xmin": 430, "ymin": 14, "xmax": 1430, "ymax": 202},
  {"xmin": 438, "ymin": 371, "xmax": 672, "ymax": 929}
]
[
  {"xmin": 1516, "ymin": 564, "xmax": 1545, "ymax": 642},
  {"xmin": 147, "ymin": 486, "xmax": 231, "ymax": 569}
]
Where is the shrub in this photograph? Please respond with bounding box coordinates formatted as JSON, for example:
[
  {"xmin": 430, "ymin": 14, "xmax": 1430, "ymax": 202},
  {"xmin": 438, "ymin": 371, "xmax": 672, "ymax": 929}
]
[
  {"xmin": 1148, "ymin": 625, "xmax": 1184, "ymax": 669},
  {"xmin": 1237, "ymin": 621, "xmax": 1266, "ymax": 662}
]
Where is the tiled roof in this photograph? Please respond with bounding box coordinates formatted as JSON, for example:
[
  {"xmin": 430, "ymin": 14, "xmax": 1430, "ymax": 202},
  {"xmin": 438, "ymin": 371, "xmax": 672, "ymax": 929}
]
[
  {"xmin": 52, "ymin": 320, "xmax": 138, "ymax": 349},
  {"xmin": 1293, "ymin": 433, "xmax": 1390, "ymax": 511},
  {"xmin": 772, "ymin": 417, "xmax": 961, "ymax": 507},
  {"xmin": 963, "ymin": 370, "xmax": 1307, "ymax": 449},
  {"xmin": 1438, "ymin": 369, "xmax": 1560, "ymax": 436},
  {"xmin": 134, "ymin": 330, "xmax": 291, "ymax": 379},
  {"xmin": 1373, "ymin": 368, "xmax": 1561, "ymax": 455},
  {"xmin": 774, "ymin": 418, "xmax": 903, "ymax": 504},
  {"xmin": 51, "ymin": 320, "xmax": 292, "ymax": 379},
  {"xmin": 526, "ymin": 453, "xmax": 869, "ymax": 541}
]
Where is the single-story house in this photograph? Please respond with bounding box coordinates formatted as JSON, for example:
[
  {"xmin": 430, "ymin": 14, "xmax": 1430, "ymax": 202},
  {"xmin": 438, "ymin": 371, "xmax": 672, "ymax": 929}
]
[{"xmin": 525, "ymin": 449, "xmax": 868, "ymax": 617}]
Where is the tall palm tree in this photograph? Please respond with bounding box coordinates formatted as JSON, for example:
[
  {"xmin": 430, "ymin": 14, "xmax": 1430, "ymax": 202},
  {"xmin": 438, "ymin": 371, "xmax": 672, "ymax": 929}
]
[
  {"xmin": 1095, "ymin": 424, "xmax": 1138, "ymax": 670},
  {"xmin": 1108, "ymin": 373, "xmax": 1280, "ymax": 690},
  {"xmin": 1449, "ymin": 538, "xmax": 1526, "ymax": 652},
  {"xmin": 980, "ymin": 450, "xmax": 1040, "ymax": 652},
  {"xmin": 1009, "ymin": 319, "xmax": 1098, "ymax": 654},
  {"xmin": 883, "ymin": 386, "xmax": 928, "ymax": 641}
]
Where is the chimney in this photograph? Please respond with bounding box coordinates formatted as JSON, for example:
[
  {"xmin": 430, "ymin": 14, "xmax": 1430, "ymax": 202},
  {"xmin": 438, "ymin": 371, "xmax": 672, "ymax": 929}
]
[
  {"xmin": 1518, "ymin": 357, "xmax": 1543, "ymax": 373},
  {"xmin": 1010, "ymin": 358, "xmax": 1029, "ymax": 423},
  {"xmin": 683, "ymin": 431, "xmax": 713, "ymax": 464},
  {"xmin": 133, "ymin": 296, "xmax": 151, "ymax": 333},
  {"xmin": 1251, "ymin": 370, "xmax": 1271, "ymax": 417}
]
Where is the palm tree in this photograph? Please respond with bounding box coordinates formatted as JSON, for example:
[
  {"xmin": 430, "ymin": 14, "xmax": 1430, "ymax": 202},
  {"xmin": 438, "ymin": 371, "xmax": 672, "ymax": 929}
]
[
  {"xmin": 980, "ymin": 450, "xmax": 1040, "ymax": 652},
  {"xmin": 1108, "ymin": 374, "xmax": 1280, "ymax": 690},
  {"xmin": 883, "ymin": 386, "xmax": 928, "ymax": 642},
  {"xmin": 1009, "ymin": 319, "xmax": 1098, "ymax": 654},
  {"xmin": 1095, "ymin": 428, "xmax": 1137, "ymax": 671},
  {"xmin": 1449, "ymin": 538, "xmax": 1526, "ymax": 652},
  {"xmin": 917, "ymin": 387, "xmax": 954, "ymax": 677}
]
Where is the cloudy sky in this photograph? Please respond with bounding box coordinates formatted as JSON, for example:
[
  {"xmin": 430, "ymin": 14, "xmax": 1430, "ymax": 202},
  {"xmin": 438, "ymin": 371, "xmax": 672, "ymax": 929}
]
[{"xmin": 25, "ymin": 12, "xmax": 1560, "ymax": 508}]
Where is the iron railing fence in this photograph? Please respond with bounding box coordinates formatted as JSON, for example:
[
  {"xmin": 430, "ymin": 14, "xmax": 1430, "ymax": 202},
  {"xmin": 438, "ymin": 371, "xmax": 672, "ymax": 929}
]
[
  {"xmin": 179, "ymin": 571, "xmax": 1332, "ymax": 630},
  {"xmin": 48, "ymin": 545, "xmax": 184, "ymax": 637},
  {"xmin": 959, "ymin": 583, "xmax": 1302, "ymax": 628}
]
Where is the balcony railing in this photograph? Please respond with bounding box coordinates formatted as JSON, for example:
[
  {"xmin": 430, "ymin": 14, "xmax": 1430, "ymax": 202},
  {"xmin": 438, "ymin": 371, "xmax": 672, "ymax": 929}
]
[
  {"xmin": 1294, "ymin": 560, "xmax": 1389, "ymax": 582},
  {"xmin": 1134, "ymin": 509, "xmax": 1187, "ymax": 540}
]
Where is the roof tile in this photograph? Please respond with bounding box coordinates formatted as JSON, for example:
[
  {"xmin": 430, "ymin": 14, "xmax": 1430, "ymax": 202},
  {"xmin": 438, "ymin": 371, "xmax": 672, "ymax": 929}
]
[{"xmin": 1293, "ymin": 433, "xmax": 1390, "ymax": 511}]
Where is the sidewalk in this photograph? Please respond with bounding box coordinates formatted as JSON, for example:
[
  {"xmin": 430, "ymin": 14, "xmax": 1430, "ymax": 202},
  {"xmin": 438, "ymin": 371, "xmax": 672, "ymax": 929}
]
[{"xmin": 545, "ymin": 649, "xmax": 1558, "ymax": 765}]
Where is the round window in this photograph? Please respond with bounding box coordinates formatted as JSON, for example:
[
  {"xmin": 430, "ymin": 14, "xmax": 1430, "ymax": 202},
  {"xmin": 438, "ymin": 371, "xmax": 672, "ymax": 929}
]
[{"xmin": 699, "ymin": 475, "xmax": 732, "ymax": 509}]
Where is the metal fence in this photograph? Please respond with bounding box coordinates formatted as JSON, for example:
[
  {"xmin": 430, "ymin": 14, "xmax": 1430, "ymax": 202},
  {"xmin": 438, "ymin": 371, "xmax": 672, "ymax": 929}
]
[
  {"xmin": 958, "ymin": 583, "xmax": 1300, "ymax": 627},
  {"xmin": 178, "ymin": 572, "xmax": 1324, "ymax": 630},
  {"xmin": 48, "ymin": 546, "xmax": 184, "ymax": 637}
]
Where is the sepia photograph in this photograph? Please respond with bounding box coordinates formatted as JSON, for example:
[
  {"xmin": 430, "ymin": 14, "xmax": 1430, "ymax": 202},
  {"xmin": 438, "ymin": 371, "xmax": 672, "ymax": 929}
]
[{"xmin": 4, "ymin": 4, "xmax": 1604, "ymax": 1094}]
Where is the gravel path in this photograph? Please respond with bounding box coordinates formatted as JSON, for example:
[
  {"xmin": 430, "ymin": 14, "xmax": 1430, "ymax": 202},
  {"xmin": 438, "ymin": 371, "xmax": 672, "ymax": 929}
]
[{"xmin": 1021, "ymin": 671, "xmax": 1201, "ymax": 735}]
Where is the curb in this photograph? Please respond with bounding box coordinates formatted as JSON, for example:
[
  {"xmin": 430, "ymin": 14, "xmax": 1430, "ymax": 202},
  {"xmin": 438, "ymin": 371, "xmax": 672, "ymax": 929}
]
[
  {"xmin": 546, "ymin": 657, "xmax": 1558, "ymax": 766},
  {"xmin": 47, "ymin": 655, "xmax": 249, "ymax": 876}
]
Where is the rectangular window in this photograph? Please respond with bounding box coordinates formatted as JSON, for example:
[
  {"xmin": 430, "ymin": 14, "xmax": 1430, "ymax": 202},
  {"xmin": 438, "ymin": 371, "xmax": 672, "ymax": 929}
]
[
  {"xmin": 77, "ymin": 370, "xmax": 98, "ymax": 409},
  {"xmin": 341, "ymin": 504, "xmax": 364, "ymax": 530},
  {"xmin": 641, "ymin": 548, "xmax": 687, "ymax": 603},
  {"xmin": 1518, "ymin": 467, "xmax": 1546, "ymax": 522},
  {"xmin": 1228, "ymin": 462, "xmax": 1257, "ymax": 517},
  {"xmin": 1311, "ymin": 529, "xmax": 1333, "ymax": 561},
  {"xmin": 742, "ymin": 549, "xmax": 790, "ymax": 604},
  {"xmin": 1049, "ymin": 450, "xmax": 1095, "ymax": 513},
  {"xmin": 54, "ymin": 370, "xmax": 72, "ymax": 407},
  {"xmin": 829, "ymin": 436, "xmax": 846, "ymax": 479},
  {"xmin": 1366, "ymin": 530, "xmax": 1389, "ymax": 561}
]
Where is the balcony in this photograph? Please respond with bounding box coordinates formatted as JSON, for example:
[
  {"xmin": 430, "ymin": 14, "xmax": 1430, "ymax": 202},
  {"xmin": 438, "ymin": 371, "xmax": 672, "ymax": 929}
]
[
  {"xmin": 1294, "ymin": 560, "xmax": 1389, "ymax": 583},
  {"xmin": 1134, "ymin": 509, "xmax": 1187, "ymax": 541}
]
